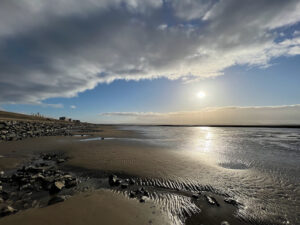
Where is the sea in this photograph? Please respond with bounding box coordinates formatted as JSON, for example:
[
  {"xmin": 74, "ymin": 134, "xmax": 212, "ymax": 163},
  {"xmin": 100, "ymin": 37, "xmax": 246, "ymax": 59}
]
[{"xmin": 119, "ymin": 126, "xmax": 300, "ymax": 225}]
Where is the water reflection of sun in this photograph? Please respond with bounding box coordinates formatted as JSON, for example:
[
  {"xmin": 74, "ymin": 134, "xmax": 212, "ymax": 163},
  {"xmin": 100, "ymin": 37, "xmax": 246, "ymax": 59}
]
[
  {"xmin": 204, "ymin": 131, "xmax": 212, "ymax": 152},
  {"xmin": 194, "ymin": 127, "xmax": 213, "ymax": 153}
]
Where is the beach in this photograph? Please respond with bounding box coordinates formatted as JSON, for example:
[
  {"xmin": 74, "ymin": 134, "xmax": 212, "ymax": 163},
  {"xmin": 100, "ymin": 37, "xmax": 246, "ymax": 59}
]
[{"xmin": 0, "ymin": 120, "xmax": 299, "ymax": 225}]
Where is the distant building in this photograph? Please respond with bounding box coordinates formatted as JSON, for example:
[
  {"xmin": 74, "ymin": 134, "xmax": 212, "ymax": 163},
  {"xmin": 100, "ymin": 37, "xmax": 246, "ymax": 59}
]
[
  {"xmin": 59, "ymin": 117, "xmax": 68, "ymax": 121},
  {"xmin": 74, "ymin": 120, "xmax": 80, "ymax": 123}
]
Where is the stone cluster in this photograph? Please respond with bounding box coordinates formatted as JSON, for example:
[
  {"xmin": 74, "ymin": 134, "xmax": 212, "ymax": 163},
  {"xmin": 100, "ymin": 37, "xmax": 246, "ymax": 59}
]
[
  {"xmin": 0, "ymin": 153, "xmax": 78, "ymax": 217},
  {"xmin": 0, "ymin": 121, "xmax": 78, "ymax": 142},
  {"xmin": 109, "ymin": 175, "xmax": 150, "ymax": 203}
]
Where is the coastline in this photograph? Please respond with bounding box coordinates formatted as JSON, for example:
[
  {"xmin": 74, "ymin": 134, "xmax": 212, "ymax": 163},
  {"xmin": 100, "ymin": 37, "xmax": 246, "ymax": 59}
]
[{"xmin": 0, "ymin": 121, "xmax": 279, "ymax": 225}]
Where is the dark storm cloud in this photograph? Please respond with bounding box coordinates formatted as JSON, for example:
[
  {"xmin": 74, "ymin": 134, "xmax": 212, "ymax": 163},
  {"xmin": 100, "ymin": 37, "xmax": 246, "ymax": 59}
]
[{"xmin": 0, "ymin": 0, "xmax": 300, "ymax": 103}]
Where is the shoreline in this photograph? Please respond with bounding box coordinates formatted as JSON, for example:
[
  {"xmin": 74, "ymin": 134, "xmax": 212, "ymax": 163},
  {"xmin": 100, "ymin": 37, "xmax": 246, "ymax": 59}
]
[{"xmin": 0, "ymin": 122, "xmax": 280, "ymax": 225}]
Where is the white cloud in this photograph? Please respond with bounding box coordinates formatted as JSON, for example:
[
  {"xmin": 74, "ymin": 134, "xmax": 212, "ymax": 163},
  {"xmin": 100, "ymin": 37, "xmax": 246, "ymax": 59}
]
[
  {"xmin": 70, "ymin": 105, "xmax": 76, "ymax": 109},
  {"xmin": 40, "ymin": 103, "xmax": 64, "ymax": 108},
  {"xmin": 100, "ymin": 105, "xmax": 300, "ymax": 125},
  {"xmin": 0, "ymin": 0, "xmax": 300, "ymax": 103}
]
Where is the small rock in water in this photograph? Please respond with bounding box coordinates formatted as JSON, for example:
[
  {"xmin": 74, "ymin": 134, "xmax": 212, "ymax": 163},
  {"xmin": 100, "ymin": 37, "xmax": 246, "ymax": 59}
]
[
  {"xmin": 205, "ymin": 195, "xmax": 220, "ymax": 206},
  {"xmin": 140, "ymin": 196, "xmax": 149, "ymax": 203},
  {"xmin": 48, "ymin": 196, "xmax": 66, "ymax": 205},
  {"xmin": 109, "ymin": 175, "xmax": 121, "ymax": 186},
  {"xmin": 129, "ymin": 178, "xmax": 135, "ymax": 185},
  {"xmin": 221, "ymin": 221, "xmax": 230, "ymax": 225},
  {"xmin": 129, "ymin": 191, "xmax": 135, "ymax": 198},
  {"xmin": 224, "ymin": 198, "xmax": 239, "ymax": 206},
  {"xmin": 192, "ymin": 194, "xmax": 199, "ymax": 199}
]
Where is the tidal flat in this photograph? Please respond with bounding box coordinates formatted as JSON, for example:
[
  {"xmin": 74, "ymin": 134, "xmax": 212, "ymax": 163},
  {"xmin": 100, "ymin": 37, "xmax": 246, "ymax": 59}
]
[{"xmin": 0, "ymin": 123, "xmax": 299, "ymax": 225}]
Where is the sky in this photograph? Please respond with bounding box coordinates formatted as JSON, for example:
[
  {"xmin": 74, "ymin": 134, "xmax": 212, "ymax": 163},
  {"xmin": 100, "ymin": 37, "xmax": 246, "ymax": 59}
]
[{"xmin": 0, "ymin": 0, "xmax": 300, "ymax": 124}]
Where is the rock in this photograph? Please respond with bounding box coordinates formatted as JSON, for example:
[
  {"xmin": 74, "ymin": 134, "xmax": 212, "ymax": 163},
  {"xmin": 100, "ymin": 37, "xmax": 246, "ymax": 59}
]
[
  {"xmin": 6, "ymin": 133, "xmax": 17, "ymax": 141},
  {"xmin": 192, "ymin": 194, "xmax": 199, "ymax": 199},
  {"xmin": 0, "ymin": 171, "xmax": 4, "ymax": 177},
  {"xmin": 0, "ymin": 198, "xmax": 3, "ymax": 203},
  {"xmin": 109, "ymin": 175, "xmax": 121, "ymax": 186},
  {"xmin": 129, "ymin": 191, "xmax": 135, "ymax": 198},
  {"xmin": 65, "ymin": 178, "xmax": 77, "ymax": 188},
  {"xmin": 129, "ymin": 178, "xmax": 135, "ymax": 185},
  {"xmin": 140, "ymin": 196, "xmax": 149, "ymax": 203},
  {"xmin": 48, "ymin": 196, "xmax": 66, "ymax": 205},
  {"xmin": 205, "ymin": 195, "xmax": 220, "ymax": 206},
  {"xmin": 50, "ymin": 181, "xmax": 65, "ymax": 194},
  {"xmin": 20, "ymin": 184, "xmax": 32, "ymax": 191},
  {"xmin": 221, "ymin": 221, "xmax": 230, "ymax": 225},
  {"xmin": 121, "ymin": 183, "xmax": 128, "ymax": 189},
  {"xmin": 57, "ymin": 158, "xmax": 65, "ymax": 164},
  {"xmin": 0, "ymin": 186, "xmax": 2, "ymax": 192},
  {"xmin": 1, "ymin": 191, "xmax": 9, "ymax": 200},
  {"xmin": 143, "ymin": 190, "xmax": 150, "ymax": 197},
  {"xmin": 0, "ymin": 206, "xmax": 17, "ymax": 216},
  {"xmin": 32, "ymin": 200, "xmax": 38, "ymax": 208},
  {"xmin": 224, "ymin": 198, "xmax": 239, "ymax": 206},
  {"xmin": 24, "ymin": 166, "xmax": 45, "ymax": 173}
]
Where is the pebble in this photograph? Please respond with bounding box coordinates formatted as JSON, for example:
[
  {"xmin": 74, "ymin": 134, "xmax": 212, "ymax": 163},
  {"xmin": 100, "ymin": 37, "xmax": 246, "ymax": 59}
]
[
  {"xmin": 221, "ymin": 221, "xmax": 230, "ymax": 225},
  {"xmin": 205, "ymin": 195, "xmax": 220, "ymax": 206},
  {"xmin": 140, "ymin": 196, "xmax": 149, "ymax": 203}
]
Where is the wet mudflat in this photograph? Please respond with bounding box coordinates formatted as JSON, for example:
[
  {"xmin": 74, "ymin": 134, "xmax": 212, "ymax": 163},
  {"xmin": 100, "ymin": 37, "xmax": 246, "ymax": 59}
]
[{"xmin": 0, "ymin": 125, "xmax": 298, "ymax": 225}]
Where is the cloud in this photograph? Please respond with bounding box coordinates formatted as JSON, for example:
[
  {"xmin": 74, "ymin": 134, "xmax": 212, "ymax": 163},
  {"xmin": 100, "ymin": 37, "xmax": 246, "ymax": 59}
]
[
  {"xmin": 40, "ymin": 103, "xmax": 64, "ymax": 108},
  {"xmin": 0, "ymin": 0, "xmax": 300, "ymax": 103},
  {"xmin": 100, "ymin": 104, "xmax": 300, "ymax": 125},
  {"xmin": 70, "ymin": 105, "xmax": 76, "ymax": 109}
]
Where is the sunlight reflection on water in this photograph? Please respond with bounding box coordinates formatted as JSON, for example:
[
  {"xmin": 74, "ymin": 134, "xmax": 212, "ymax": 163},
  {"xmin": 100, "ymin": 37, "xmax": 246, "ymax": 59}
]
[{"xmin": 119, "ymin": 125, "xmax": 300, "ymax": 224}]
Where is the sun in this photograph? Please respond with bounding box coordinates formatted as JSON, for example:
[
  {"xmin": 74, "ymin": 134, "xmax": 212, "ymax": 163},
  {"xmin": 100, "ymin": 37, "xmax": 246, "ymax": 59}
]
[{"xmin": 196, "ymin": 91, "xmax": 206, "ymax": 98}]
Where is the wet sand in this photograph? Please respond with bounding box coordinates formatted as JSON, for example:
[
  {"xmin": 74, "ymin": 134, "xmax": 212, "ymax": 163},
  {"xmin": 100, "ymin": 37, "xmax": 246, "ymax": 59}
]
[
  {"xmin": 0, "ymin": 125, "xmax": 252, "ymax": 225},
  {"xmin": 0, "ymin": 189, "xmax": 170, "ymax": 225}
]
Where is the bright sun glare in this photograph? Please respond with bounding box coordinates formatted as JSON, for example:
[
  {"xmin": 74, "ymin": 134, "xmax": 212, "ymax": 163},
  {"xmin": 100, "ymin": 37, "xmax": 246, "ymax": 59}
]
[{"xmin": 196, "ymin": 91, "xmax": 206, "ymax": 98}]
